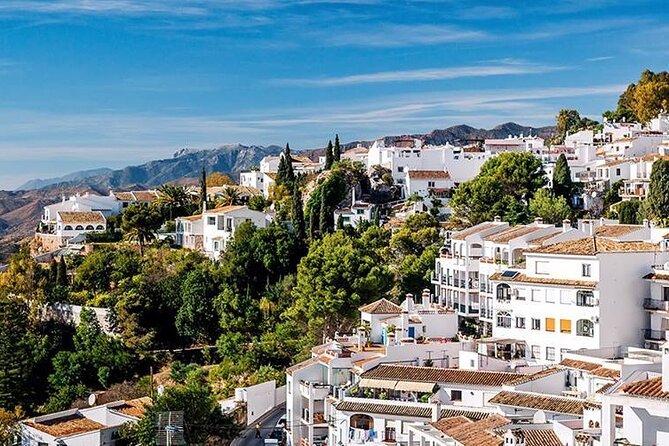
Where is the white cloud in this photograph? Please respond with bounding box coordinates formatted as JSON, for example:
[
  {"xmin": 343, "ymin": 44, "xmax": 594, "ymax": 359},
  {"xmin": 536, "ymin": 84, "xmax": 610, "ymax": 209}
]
[
  {"xmin": 277, "ymin": 60, "xmax": 566, "ymax": 86},
  {"xmin": 586, "ymin": 56, "xmax": 614, "ymax": 62},
  {"xmin": 322, "ymin": 23, "xmax": 487, "ymax": 47}
]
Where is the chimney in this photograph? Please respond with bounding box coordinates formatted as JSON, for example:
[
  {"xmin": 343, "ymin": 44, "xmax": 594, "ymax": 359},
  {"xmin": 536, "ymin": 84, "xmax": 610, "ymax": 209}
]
[
  {"xmin": 405, "ymin": 293, "xmax": 414, "ymax": 312},
  {"xmin": 493, "ymin": 215, "xmax": 501, "ymax": 223},
  {"xmin": 562, "ymin": 219, "xmax": 571, "ymax": 233},
  {"xmin": 662, "ymin": 342, "xmax": 669, "ymax": 392},
  {"xmin": 421, "ymin": 288, "xmax": 430, "ymax": 306},
  {"xmin": 534, "ymin": 217, "xmax": 543, "ymax": 225},
  {"xmin": 431, "ymin": 401, "xmax": 442, "ymax": 422}
]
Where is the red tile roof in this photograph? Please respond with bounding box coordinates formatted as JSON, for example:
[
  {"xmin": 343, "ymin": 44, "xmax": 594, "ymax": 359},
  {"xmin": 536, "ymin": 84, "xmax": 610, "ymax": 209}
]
[
  {"xmin": 407, "ymin": 170, "xmax": 451, "ymax": 180},
  {"xmin": 528, "ymin": 237, "xmax": 658, "ymax": 255},
  {"xmin": 489, "ymin": 391, "xmax": 586, "ymax": 415},
  {"xmin": 621, "ymin": 376, "xmax": 669, "ymax": 400},
  {"xmin": 359, "ymin": 298, "xmax": 403, "ymax": 314},
  {"xmin": 361, "ymin": 365, "xmax": 536, "ymax": 387}
]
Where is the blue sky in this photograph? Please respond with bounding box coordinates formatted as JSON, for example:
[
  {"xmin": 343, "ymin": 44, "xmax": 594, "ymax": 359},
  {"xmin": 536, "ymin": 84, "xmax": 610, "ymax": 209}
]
[{"xmin": 0, "ymin": 0, "xmax": 668, "ymax": 189}]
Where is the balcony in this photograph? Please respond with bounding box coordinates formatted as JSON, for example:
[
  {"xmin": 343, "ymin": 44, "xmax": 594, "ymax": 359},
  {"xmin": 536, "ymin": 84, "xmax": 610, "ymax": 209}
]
[
  {"xmin": 300, "ymin": 382, "xmax": 331, "ymax": 400},
  {"xmin": 643, "ymin": 299, "xmax": 669, "ymax": 312},
  {"xmin": 643, "ymin": 329, "xmax": 668, "ymax": 342}
]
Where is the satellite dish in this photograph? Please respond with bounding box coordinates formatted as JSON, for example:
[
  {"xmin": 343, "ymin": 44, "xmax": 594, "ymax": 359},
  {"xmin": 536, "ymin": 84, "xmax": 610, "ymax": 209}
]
[
  {"xmin": 88, "ymin": 393, "xmax": 97, "ymax": 406},
  {"xmin": 157, "ymin": 385, "xmax": 165, "ymax": 397}
]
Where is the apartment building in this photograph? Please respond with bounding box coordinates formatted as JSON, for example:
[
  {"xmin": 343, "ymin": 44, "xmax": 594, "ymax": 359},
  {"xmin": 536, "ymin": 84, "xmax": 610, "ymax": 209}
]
[
  {"xmin": 483, "ymin": 135, "xmax": 545, "ymax": 155},
  {"xmin": 643, "ymin": 264, "xmax": 669, "ymax": 350},
  {"xmin": 239, "ymin": 170, "xmax": 277, "ymax": 198},
  {"xmin": 489, "ymin": 237, "xmax": 669, "ymax": 364}
]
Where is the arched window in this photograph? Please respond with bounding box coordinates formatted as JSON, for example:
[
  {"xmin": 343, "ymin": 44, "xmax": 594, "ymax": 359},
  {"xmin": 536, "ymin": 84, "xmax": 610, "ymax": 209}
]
[
  {"xmin": 576, "ymin": 319, "xmax": 594, "ymax": 337},
  {"xmin": 95, "ymin": 225, "xmax": 104, "ymax": 230},
  {"xmin": 496, "ymin": 284, "xmax": 511, "ymax": 301},
  {"xmin": 496, "ymin": 311, "xmax": 511, "ymax": 328},
  {"xmin": 64, "ymin": 225, "xmax": 73, "ymax": 231},
  {"xmin": 576, "ymin": 291, "xmax": 595, "ymax": 307},
  {"xmin": 85, "ymin": 225, "xmax": 94, "ymax": 230},
  {"xmin": 75, "ymin": 225, "xmax": 84, "ymax": 230}
]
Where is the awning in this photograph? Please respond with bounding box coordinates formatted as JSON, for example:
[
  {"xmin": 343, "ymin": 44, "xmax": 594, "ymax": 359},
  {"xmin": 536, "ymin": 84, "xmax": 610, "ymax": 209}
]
[
  {"xmin": 394, "ymin": 381, "xmax": 437, "ymax": 393},
  {"xmin": 358, "ymin": 378, "xmax": 397, "ymax": 389}
]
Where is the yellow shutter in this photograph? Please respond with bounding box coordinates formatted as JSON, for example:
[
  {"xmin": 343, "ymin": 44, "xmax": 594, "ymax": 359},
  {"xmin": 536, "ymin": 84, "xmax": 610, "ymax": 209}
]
[
  {"xmin": 545, "ymin": 318, "xmax": 555, "ymax": 332},
  {"xmin": 560, "ymin": 319, "xmax": 572, "ymax": 333}
]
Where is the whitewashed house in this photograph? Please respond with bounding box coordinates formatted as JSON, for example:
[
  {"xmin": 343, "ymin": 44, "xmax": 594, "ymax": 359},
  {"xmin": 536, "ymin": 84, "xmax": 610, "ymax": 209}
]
[
  {"xmin": 202, "ymin": 205, "xmax": 270, "ymax": 259},
  {"xmin": 404, "ymin": 170, "xmax": 454, "ymax": 199}
]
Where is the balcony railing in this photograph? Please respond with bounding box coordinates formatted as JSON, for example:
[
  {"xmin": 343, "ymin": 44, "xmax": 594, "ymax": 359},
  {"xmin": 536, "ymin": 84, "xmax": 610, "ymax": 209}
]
[
  {"xmin": 643, "ymin": 299, "xmax": 669, "ymax": 312},
  {"xmin": 643, "ymin": 329, "xmax": 668, "ymax": 342}
]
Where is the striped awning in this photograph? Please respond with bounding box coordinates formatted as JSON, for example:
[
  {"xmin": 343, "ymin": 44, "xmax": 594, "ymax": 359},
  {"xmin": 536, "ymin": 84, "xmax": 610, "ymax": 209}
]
[
  {"xmin": 358, "ymin": 378, "xmax": 398, "ymax": 389},
  {"xmin": 394, "ymin": 381, "xmax": 437, "ymax": 393}
]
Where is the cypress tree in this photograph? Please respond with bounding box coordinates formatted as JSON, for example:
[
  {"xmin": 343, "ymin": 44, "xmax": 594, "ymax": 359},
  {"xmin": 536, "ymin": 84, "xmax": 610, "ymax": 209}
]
[
  {"xmin": 325, "ymin": 140, "xmax": 334, "ymax": 170},
  {"xmin": 57, "ymin": 256, "xmax": 68, "ymax": 287},
  {"xmin": 373, "ymin": 207, "xmax": 380, "ymax": 226},
  {"xmin": 199, "ymin": 166, "xmax": 207, "ymax": 208},
  {"xmin": 319, "ymin": 190, "xmax": 330, "ymax": 235},
  {"xmin": 49, "ymin": 260, "xmax": 58, "ymax": 283},
  {"xmin": 336, "ymin": 214, "xmax": 344, "ymax": 230},
  {"xmin": 285, "ymin": 143, "xmax": 295, "ymax": 186},
  {"xmin": 552, "ymin": 154, "xmax": 574, "ymax": 204},
  {"xmin": 309, "ymin": 204, "xmax": 319, "ymax": 239},
  {"xmin": 276, "ymin": 154, "xmax": 288, "ymax": 186},
  {"xmin": 646, "ymin": 159, "xmax": 669, "ymax": 225},
  {"xmin": 292, "ymin": 187, "xmax": 307, "ymax": 242},
  {"xmin": 333, "ymin": 134, "xmax": 341, "ymax": 162}
]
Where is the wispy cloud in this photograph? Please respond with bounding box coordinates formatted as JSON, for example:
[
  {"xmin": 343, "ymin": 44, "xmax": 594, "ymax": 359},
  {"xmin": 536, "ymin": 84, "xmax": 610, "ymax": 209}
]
[
  {"xmin": 586, "ymin": 56, "xmax": 614, "ymax": 62},
  {"xmin": 322, "ymin": 23, "xmax": 487, "ymax": 47},
  {"xmin": 0, "ymin": 0, "xmax": 208, "ymax": 16},
  {"xmin": 277, "ymin": 60, "xmax": 566, "ymax": 86}
]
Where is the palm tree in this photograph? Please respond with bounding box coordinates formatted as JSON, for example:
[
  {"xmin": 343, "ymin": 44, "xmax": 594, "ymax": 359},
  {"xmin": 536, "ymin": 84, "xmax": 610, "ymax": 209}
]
[
  {"xmin": 157, "ymin": 184, "xmax": 194, "ymax": 219},
  {"xmin": 216, "ymin": 186, "xmax": 242, "ymax": 207},
  {"xmin": 121, "ymin": 204, "xmax": 162, "ymax": 256}
]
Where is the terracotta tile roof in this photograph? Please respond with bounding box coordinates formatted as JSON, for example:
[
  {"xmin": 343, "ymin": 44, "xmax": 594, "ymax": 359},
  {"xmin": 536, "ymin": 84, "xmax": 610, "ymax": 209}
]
[
  {"xmin": 559, "ymin": 359, "xmax": 600, "ymax": 372},
  {"xmin": 527, "ymin": 231, "xmax": 561, "ymax": 245},
  {"xmin": 489, "ymin": 391, "xmax": 585, "ymax": 415},
  {"xmin": 362, "ymin": 365, "xmax": 528, "ymax": 387},
  {"xmin": 643, "ymin": 272, "xmax": 669, "ymax": 281},
  {"xmin": 595, "ymin": 224, "xmax": 644, "ymax": 238},
  {"xmin": 359, "ymin": 298, "xmax": 403, "ymax": 314},
  {"xmin": 111, "ymin": 397, "xmax": 151, "ymax": 418},
  {"xmin": 596, "ymin": 382, "xmax": 614, "ymax": 394},
  {"xmin": 505, "ymin": 367, "xmax": 563, "ymax": 385},
  {"xmin": 335, "ymin": 401, "xmax": 490, "ymax": 421},
  {"xmin": 433, "ymin": 414, "xmax": 509, "ymax": 446},
  {"xmin": 641, "ymin": 153, "xmax": 669, "ymax": 161},
  {"xmin": 264, "ymin": 172, "xmax": 277, "ymax": 180},
  {"xmin": 352, "ymin": 355, "xmax": 384, "ymax": 368},
  {"xmin": 591, "ymin": 367, "xmax": 621, "ymax": 379},
  {"xmin": 286, "ymin": 356, "xmax": 321, "ymax": 375},
  {"xmin": 24, "ymin": 414, "xmax": 105, "ymax": 437},
  {"xmin": 113, "ymin": 192, "xmax": 134, "ymax": 201},
  {"xmin": 621, "ymin": 376, "xmax": 669, "ymax": 400},
  {"xmin": 527, "ymin": 237, "xmax": 658, "ymax": 255},
  {"xmin": 57, "ymin": 211, "xmax": 106, "ymax": 225},
  {"xmin": 483, "ymin": 226, "xmax": 542, "ymax": 243},
  {"xmin": 131, "ymin": 191, "xmax": 159, "ymax": 202},
  {"xmin": 601, "ymin": 158, "xmax": 633, "ymax": 167},
  {"xmin": 178, "ymin": 214, "xmax": 202, "ymax": 222},
  {"xmin": 407, "ymin": 170, "xmax": 451, "ymax": 180},
  {"xmin": 490, "ymin": 272, "xmax": 597, "ymax": 289},
  {"xmin": 522, "ymin": 429, "xmax": 563, "ymax": 446},
  {"xmin": 451, "ymin": 223, "xmax": 500, "ymax": 240},
  {"xmin": 204, "ymin": 205, "xmax": 247, "ymax": 214}
]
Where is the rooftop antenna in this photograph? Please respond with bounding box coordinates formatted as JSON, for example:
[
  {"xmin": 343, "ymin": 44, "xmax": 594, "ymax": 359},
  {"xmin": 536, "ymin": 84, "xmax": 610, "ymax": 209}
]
[{"xmin": 156, "ymin": 411, "xmax": 185, "ymax": 446}]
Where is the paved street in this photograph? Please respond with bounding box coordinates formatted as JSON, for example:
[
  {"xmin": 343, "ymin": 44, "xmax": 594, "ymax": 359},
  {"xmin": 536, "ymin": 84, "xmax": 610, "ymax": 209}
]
[{"xmin": 235, "ymin": 404, "xmax": 286, "ymax": 446}]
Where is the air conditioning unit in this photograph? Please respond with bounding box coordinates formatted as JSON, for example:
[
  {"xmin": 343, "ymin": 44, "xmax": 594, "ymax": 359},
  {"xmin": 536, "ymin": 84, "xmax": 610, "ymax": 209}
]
[{"xmin": 591, "ymin": 316, "xmax": 600, "ymax": 324}]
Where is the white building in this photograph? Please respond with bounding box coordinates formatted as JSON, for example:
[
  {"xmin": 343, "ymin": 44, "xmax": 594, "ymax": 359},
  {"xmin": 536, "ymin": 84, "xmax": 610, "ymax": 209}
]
[
  {"xmin": 334, "ymin": 190, "xmax": 375, "ymax": 229},
  {"xmin": 110, "ymin": 190, "xmax": 159, "ymax": 208},
  {"xmin": 483, "ymin": 135, "xmax": 545, "ymax": 155},
  {"xmin": 239, "ymin": 170, "xmax": 276, "ymax": 198},
  {"xmin": 42, "ymin": 193, "xmax": 121, "ymax": 225},
  {"xmin": 489, "ymin": 237, "xmax": 669, "ymax": 364},
  {"xmin": 404, "ymin": 170, "xmax": 454, "ymax": 199},
  {"xmin": 20, "ymin": 398, "xmax": 149, "ymax": 446},
  {"xmin": 175, "ymin": 214, "xmax": 204, "ymax": 251}
]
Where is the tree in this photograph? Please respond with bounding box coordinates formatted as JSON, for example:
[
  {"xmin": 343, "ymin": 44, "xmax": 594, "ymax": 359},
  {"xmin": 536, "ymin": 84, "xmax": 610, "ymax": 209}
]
[
  {"xmin": 207, "ymin": 172, "xmax": 235, "ymax": 187},
  {"xmin": 121, "ymin": 204, "xmax": 162, "ymax": 256},
  {"xmin": 290, "ymin": 231, "xmax": 392, "ymax": 340},
  {"xmin": 157, "ymin": 184, "xmax": 194, "ymax": 220},
  {"xmin": 333, "ymin": 134, "xmax": 341, "ymax": 162},
  {"xmin": 552, "ymin": 154, "xmax": 575, "ymax": 204},
  {"xmin": 216, "ymin": 186, "xmax": 242, "ymax": 207},
  {"xmin": 276, "ymin": 144, "xmax": 295, "ymax": 189},
  {"xmin": 617, "ymin": 200, "xmax": 642, "ymax": 225},
  {"xmin": 528, "ymin": 189, "xmax": 572, "ymax": 224},
  {"xmin": 57, "ymin": 255, "xmax": 68, "ymax": 287},
  {"xmin": 319, "ymin": 190, "xmax": 330, "ymax": 235},
  {"xmin": 248, "ymin": 194, "xmax": 269, "ymax": 212},
  {"xmin": 325, "ymin": 140, "xmax": 334, "ymax": 170},
  {"xmin": 553, "ymin": 109, "xmax": 599, "ymax": 144},
  {"xmin": 450, "ymin": 152, "xmax": 546, "ymax": 225},
  {"xmin": 291, "ymin": 187, "xmax": 307, "ymax": 243},
  {"xmin": 645, "ymin": 159, "xmax": 669, "ymax": 226},
  {"xmin": 199, "ymin": 166, "xmax": 207, "ymax": 208},
  {"xmin": 606, "ymin": 70, "xmax": 669, "ymax": 122},
  {"xmin": 373, "ymin": 207, "xmax": 380, "ymax": 226},
  {"xmin": 176, "ymin": 269, "xmax": 218, "ymax": 344}
]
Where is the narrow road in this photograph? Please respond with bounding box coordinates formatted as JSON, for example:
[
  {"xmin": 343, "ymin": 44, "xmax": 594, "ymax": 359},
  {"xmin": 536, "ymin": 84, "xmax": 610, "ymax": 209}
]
[{"xmin": 234, "ymin": 404, "xmax": 286, "ymax": 446}]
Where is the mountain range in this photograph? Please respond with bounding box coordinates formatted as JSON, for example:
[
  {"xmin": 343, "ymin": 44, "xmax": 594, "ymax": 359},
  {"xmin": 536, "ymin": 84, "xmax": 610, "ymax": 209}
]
[{"xmin": 0, "ymin": 122, "xmax": 555, "ymax": 260}]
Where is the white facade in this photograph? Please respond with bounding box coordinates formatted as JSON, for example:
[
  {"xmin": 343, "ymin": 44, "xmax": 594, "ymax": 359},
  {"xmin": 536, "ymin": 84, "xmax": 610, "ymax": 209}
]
[
  {"xmin": 404, "ymin": 170, "xmax": 454, "ymax": 199},
  {"xmin": 240, "ymin": 171, "xmax": 276, "ymax": 198},
  {"xmin": 201, "ymin": 205, "xmax": 270, "ymax": 260},
  {"xmin": 42, "ymin": 193, "xmax": 121, "ymax": 224}
]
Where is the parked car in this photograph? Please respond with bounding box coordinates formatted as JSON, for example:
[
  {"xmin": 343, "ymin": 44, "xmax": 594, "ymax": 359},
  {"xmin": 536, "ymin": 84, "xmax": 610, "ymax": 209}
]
[
  {"xmin": 276, "ymin": 415, "xmax": 287, "ymax": 428},
  {"xmin": 264, "ymin": 427, "xmax": 286, "ymax": 446},
  {"xmin": 313, "ymin": 434, "xmax": 327, "ymax": 446}
]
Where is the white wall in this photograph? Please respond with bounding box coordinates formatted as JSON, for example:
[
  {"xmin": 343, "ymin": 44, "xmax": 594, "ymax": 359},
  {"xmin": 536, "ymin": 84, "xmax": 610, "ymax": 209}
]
[{"xmin": 237, "ymin": 380, "xmax": 281, "ymax": 426}]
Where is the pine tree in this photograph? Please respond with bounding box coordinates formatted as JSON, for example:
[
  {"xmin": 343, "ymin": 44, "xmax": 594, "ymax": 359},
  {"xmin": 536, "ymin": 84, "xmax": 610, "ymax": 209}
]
[
  {"xmin": 552, "ymin": 154, "xmax": 574, "ymax": 204},
  {"xmin": 56, "ymin": 256, "xmax": 68, "ymax": 287},
  {"xmin": 325, "ymin": 140, "xmax": 334, "ymax": 170},
  {"xmin": 199, "ymin": 166, "xmax": 207, "ymax": 208},
  {"xmin": 292, "ymin": 187, "xmax": 307, "ymax": 242},
  {"xmin": 333, "ymin": 134, "xmax": 341, "ymax": 162},
  {"xmin": 319, "ymin": 191, "xmax": 330, "ymax": 235}
]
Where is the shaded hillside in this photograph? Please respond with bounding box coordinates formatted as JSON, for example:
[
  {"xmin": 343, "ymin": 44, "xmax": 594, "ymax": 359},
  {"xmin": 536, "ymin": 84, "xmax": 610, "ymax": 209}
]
[{"xmin": 17, "ymin": 167, "xmax": 114, "ymax": 191}]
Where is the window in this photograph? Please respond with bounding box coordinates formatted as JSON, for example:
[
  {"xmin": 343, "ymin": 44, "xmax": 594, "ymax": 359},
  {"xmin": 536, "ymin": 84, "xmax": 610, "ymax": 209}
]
[
  {"xmin": 225, "ymin": 217, "xmax": 233, "ymax": 231},
  {"xmin": 545, "ymin": 318, "xmax": 556, "ymax": 332},
  {"xmin": 576, "ymin": 290, "xmax": 595, "ymax": 307},
  {"xmin": 64, "ymin": 225, "xmax": 73, "ymax": 231},
  {"xmin": 496, "ymin": 311, "xmax": 511, "ymax": 328},
  {"xmin": 515, "ymin": 317, "xmax": 526, "ymax": 329},
  {"xmin": 545, "ymin": 291, "xmax": 555, "ymax": 303},
  {"xmin": 531, "ymin": 345, "xmax": 540, "ymax": 359},
  {"xmin": 560, "ymin": 290, "xmax": 571, "ymax": 304},
  {"xmin": 75, "ymin": 225, "xmax": 84, "ymax": 230},
  {"xmin": 207, "ymin": 216, "xmax": 216, "ymax": 225},
  {"xmin": 531, "ymin": 318, "xmax": 541, "ymax": 330},
  {"xmin": 450, "ymin": 390, "xmax": 462, "ymax": 401},
  {"xmin": 213, "ymin": 241, "xmax": 220, "ymax": 251},
  {"xmin": 546, "ymin": 347, "xmax": 555, "ymax": 361},
  {"xmin": 531, "ymin": 289, "xmax": 542, "ymax": 302},
  {"xmin": 397, "ymin": 166, "xmax": 405, "ymax": 172},
  {"xmin": 535, "ymin": 261, "xmax": 549, "ymax": 275},
  {"xmin": 428, "ymin": 181, "xmax": 436, "ymax": 188},
  {"xmin": 576, "ymin": 319, "xmax": 594, "ymax": 337},
  {"xmin": 560, "ymin": 319, "xmax": 572, "ymax": 333},
  {"xmin": 496, "ymin": 284, "xmax": 511, "ymax": 301},
  {"xmin": 616, "ymin": 168, "xmax": 621, "ymax": 176},
  {"xmin": 560, "ymin": 348, "xmax": 569, "ymax": 360},
  {"xmin": 663, "ymin": 286, "xmax": 669, "ymax": 302},
  {"xmin": 582, "ymin": 263, "xmax": 592, "ymax": 277}
]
